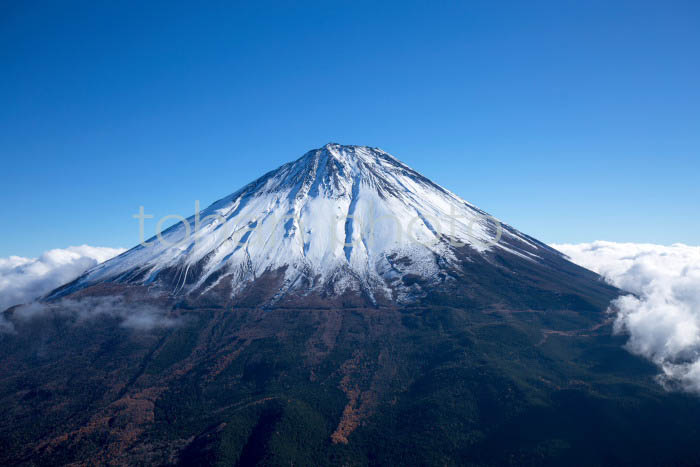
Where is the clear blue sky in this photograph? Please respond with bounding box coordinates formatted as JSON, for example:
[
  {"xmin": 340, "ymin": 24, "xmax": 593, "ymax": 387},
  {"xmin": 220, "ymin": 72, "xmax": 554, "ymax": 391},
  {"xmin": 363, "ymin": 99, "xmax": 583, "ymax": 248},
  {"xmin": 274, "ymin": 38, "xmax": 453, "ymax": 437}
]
[{"xmin": 1, "ymin": 0, "xmax": 698, "ymax": 257}]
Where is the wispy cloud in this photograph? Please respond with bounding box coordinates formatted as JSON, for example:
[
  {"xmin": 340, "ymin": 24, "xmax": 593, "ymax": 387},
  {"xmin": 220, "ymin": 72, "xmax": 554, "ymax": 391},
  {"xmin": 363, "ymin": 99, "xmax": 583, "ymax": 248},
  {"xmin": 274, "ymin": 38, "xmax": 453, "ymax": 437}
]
[
  {"xmin": 0, "ymin": 245, "xmax": 125, "ymax": 311},
  {"xmin": 553, "ymin": 241, "xmax": 700, "ymax": 392},
  {"xmin": 8, "ymin": 296, "xmax": 183, "ymax": 332}
]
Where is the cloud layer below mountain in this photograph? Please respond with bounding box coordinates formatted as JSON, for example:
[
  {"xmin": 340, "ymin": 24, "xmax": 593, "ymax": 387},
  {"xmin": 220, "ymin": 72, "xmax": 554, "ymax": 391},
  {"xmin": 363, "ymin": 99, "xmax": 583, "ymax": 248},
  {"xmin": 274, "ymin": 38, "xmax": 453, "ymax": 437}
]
[
  {"xmin": 2, "ymin": 241, "xmax": 699, "ymax": 392},
  {"xmin": 553, "ymin": 241, "xmax": 700, "ymax": 392},
  {"xmin": 0, "ymin": 245, "xmax": 125, "ymax": 311}
]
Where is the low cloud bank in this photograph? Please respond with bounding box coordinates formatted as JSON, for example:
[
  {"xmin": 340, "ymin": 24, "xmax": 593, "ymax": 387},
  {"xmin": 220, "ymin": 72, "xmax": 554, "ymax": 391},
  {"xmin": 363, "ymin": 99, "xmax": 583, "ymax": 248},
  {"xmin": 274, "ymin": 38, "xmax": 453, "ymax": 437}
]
[
  {"xmin": 3, "ymin": 241, "xmax": 699, "ymax": 391},
  {"xmin": 0, "ymin": 245, "xmax": 125, "ymax": 311},
  {"xmin": 553, "ymin": 241, "xmax": 700, "ymax": 392},
  {"xmin": 2, "ymin": 296, "xmax": 183, "ymax": 334}
]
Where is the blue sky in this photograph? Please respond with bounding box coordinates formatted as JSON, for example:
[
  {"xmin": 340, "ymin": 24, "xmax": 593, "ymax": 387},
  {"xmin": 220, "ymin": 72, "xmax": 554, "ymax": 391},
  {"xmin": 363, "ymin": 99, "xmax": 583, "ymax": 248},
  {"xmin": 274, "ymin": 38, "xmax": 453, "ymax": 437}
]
[{"xmin": 1, "ymin": 0, "xmax": 698, "ymax": 257}]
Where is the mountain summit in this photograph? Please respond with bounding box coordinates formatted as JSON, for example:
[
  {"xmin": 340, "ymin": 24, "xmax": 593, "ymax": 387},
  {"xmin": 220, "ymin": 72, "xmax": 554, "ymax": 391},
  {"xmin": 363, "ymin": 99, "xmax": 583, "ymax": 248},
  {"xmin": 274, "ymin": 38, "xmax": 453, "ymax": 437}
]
[{"xmin": 53, "ymin": 144, "xmax": 599, "ymax": 308}]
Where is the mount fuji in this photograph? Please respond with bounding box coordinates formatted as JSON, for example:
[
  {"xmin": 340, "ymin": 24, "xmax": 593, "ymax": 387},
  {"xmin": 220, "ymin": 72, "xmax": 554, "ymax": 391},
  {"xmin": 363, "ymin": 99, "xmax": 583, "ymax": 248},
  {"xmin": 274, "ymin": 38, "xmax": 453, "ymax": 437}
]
[{"xmin": 4, "ymin": 144, "xmax": 700, "ymax": 466}]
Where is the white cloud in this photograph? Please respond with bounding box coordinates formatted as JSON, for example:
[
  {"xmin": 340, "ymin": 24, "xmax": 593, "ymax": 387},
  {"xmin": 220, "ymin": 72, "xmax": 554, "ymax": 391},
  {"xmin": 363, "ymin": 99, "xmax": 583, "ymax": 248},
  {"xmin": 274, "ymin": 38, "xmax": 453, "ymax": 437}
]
[
  {"xmin": 0, "ymin": 245, "xmax": 125, "ymax": 311},
  {"xmin": 552, "ymin": 241, "xmax": 700, "ymax": 392},
  {"xmin": 11, "ymin": 297, "xmax": 183, "ymax": 332},
  {"xmin": 3, "ymin": 240, "xmax": 700, "ymax": 392}
]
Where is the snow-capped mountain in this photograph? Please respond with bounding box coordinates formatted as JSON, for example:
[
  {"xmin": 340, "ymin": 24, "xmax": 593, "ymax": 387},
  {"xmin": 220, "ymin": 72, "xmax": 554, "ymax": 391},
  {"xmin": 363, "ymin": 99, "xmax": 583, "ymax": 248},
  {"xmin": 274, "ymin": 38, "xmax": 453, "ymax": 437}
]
[
  {"xmin": 52, "ymin": 144, "xmax": 558, "ymax": 305},
  {"xmin": 16, "ymin": 145, "xmax": 666, "ymax": 467}
]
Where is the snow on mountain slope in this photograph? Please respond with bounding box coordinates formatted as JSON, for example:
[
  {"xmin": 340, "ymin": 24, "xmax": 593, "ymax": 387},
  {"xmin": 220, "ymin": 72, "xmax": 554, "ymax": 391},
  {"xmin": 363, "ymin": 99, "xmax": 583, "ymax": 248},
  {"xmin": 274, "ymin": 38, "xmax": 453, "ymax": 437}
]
[{"xmin": 56, "ymin": 144, "xmax": 546, "ymax": 304}]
